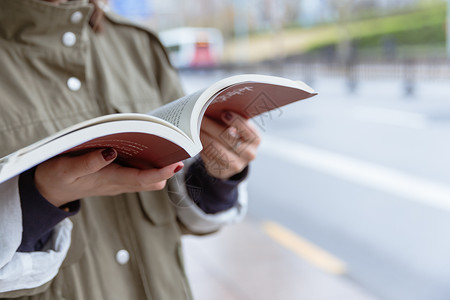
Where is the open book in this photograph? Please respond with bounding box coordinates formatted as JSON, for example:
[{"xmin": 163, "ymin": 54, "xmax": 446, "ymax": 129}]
[{"xmin": 0, "ymin": 74, "xmax": 317, "ymax": 184}]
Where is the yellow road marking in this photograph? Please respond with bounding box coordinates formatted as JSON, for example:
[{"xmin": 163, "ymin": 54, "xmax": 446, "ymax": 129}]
[{"xmin": 262, "ymin": 221, "xmax": 347, "ymax": 275}]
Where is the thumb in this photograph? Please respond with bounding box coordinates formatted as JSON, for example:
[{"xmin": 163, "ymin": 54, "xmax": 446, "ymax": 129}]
[{"xmin": 68, "ymin": 148, "xmax": 117, "ymax": 179}]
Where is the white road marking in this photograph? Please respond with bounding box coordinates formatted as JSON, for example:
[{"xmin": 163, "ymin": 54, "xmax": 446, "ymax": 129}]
[
  {"xmin": 260, "ymin": 135, "xmax": 450, "ymax": 212},
  {"xmin": 352, "ymin": 106, "xmax": 428, "ymax": 129}
]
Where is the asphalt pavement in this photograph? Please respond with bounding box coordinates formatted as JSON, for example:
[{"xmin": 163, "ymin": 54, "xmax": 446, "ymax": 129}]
[{"xmin": 180, "ymin": 69, "xmax": 450, "ymax": 300}]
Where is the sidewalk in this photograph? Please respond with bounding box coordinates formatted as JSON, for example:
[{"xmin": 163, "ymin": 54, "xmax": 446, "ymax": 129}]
[{"xmin": 183, "ymin": 218, "xmax": 382, "ymax": 300}]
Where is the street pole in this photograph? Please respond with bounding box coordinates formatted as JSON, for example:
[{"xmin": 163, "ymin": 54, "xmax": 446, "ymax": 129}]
[{"xmin": 232, "ymin": 0, "xmax": 249, "ymax": 65}]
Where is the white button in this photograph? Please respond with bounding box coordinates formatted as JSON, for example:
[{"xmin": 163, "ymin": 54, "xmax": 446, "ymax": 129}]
[
  {"xmin": 62, "ymin": 32, "xmax": 76, "ymax": 47},
  {"xmin": 116, "ymin": 250, "xmax": 130, "ymax": 265},
  {"xmin": 67, "ymin": 77, "xmax": 81, "ymax": 91},
  {"xmin": 70, "ymin": 11, "xmax": 83, "ymax": 24}
]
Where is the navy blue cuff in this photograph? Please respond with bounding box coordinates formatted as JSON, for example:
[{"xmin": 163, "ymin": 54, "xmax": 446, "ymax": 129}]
[
  {"xmin": 17, "ymin": 168, "xmax": 80, "ymax": 252},
  {"xmin": 185, "ymin": 158, "xmax": 248, "ymax": 214}
]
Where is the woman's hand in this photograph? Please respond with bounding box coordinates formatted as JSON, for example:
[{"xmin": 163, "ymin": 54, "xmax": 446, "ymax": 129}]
[
  {"xmin": 34, "ymin": 148, "xmax": 183, "ymax": 208},
  {"xmin": 200, "ymin": 111, "xmax": 261, "ymax": 179}
]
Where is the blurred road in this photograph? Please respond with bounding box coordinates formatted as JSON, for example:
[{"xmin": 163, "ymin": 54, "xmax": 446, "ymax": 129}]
[{"xmin": 179, "ymin": 68, "xmax": 450, "ymax": 300}]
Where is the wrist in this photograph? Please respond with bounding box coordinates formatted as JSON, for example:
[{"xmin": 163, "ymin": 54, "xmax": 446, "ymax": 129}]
[
  {"xmin": 18, "ymin": 168, "xmax": 80, "ymax": 252},
  {"xmin": 34, "ymin": 166, "xmax": 72, "ymax": 208}
]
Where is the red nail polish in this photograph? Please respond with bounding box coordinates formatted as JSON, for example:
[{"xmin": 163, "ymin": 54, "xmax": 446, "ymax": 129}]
[
  {"xmin": 174, "ymin": 165, "xmax": 183, "ymax": 173},
  {"xmin": 223, "ymin": 111, "xmax": 233, "ymax": 122},
  {"xmin": 102, "ymin": 148, "xmax": 116, "ymax": 161}
]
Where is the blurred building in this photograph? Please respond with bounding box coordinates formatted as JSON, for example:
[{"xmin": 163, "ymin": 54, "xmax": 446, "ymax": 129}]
[{"xmin": 109, "ymin": 0, "xmax": 433, "ymax": 32}]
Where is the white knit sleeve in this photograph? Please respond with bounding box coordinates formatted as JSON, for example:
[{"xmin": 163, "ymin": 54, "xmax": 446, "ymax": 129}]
[
  {"xmin": 0, "ymin": 176, "xmax": 72, "ymax": 292},
  {"xmin": 168, "ymin": 168, "xmax": 248, "ymax": 234}
]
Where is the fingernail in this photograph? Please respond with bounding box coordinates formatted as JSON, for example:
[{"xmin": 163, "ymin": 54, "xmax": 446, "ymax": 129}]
[
  {"xmin": 223, "ymin": 111, "xmax": 233, "ymax": 122},
  {"xmin": 102, "ymin": 148, "xmax": 116, "ymax": 161},
  {"xmin": 174, "ymin": 164, "xmax": 184, "ymax": 173}
]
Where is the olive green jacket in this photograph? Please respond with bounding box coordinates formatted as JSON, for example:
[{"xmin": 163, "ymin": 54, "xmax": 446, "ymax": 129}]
[{"xmin": 0, "ymin": 1, "xmax": 247, "ymax": 299}]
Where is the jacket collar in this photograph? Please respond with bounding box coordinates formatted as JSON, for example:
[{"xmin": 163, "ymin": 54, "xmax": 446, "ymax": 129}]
[{"xmin": 0, "ymin": 0, "xmax": 93, "ymax": 47}]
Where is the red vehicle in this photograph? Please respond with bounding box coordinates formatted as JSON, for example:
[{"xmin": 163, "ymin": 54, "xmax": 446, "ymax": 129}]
[{"xmin": 159, "ymin": 27, "xmax": 224, "ymax": 69}]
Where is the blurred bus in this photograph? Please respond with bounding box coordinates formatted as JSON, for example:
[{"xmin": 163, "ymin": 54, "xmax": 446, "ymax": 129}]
[{"xmin": 159, "ymin": 27, "xmax": 224, "ymax": 69}]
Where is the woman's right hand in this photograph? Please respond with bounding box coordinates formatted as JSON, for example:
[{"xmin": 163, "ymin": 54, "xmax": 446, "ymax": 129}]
[{"xmin": 34, "ymin": 148, "xmax": 183, "ymax": 208}]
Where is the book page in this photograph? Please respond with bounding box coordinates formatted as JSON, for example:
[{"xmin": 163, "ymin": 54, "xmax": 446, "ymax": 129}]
[
  {"xmin": 5, "ymin": 113, "xmax": 184, "ymax": 160},
  {"xmin": 0, "ymin": 120, "xmax": 199, "ymax": 184},
  {"xmin": 150, "ymin": 89, "xmax": 206, "ymax": 140}
]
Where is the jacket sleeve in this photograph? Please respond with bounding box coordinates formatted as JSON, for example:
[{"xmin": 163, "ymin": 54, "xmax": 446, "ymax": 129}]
[
  {"xmin": 0, "ymin": 176, "xmax": 72, "ymax": 296},
  {"xmin": 168, "ymin": 157, "xmax": 248, "ymax": 234}
]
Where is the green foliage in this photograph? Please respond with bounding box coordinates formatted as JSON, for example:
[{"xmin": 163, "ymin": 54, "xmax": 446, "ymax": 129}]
[
  {"xmin": 356, "ymin": 24, "xmax": 445, "ymax": 47},
  {"xmin": 304, "ymin": 3, "xmax": 447, "ymax": 58}
]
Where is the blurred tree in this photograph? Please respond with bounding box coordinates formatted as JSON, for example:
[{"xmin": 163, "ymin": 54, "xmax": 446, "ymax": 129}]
[{"xmin": 447, "ymin": 0, "xmax": 450, "ymax": 58}]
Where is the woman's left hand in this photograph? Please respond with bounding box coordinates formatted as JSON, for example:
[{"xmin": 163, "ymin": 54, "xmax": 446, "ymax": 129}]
[{"xmin": 199, "ymin": 111, "xmax": 261, "ymax": 179}]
